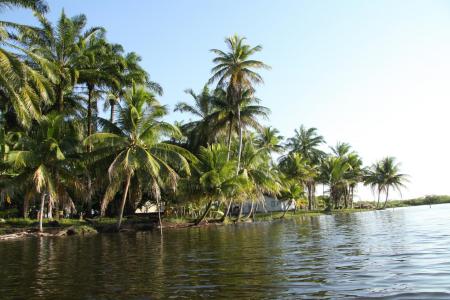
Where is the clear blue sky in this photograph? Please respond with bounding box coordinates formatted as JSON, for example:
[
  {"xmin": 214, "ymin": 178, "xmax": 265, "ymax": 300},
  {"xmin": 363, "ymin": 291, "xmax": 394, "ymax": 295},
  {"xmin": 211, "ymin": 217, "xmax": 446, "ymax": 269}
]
[{"xmin": 7, "ymin": 0, "xmax": 450, "ymax": 200}]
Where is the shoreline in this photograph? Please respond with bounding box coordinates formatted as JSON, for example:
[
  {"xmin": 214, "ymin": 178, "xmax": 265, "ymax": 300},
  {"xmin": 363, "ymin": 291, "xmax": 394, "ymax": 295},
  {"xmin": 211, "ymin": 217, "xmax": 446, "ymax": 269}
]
[{"xmin": 0, "ymin": 208, "xmax": 374, "ymax": 241}]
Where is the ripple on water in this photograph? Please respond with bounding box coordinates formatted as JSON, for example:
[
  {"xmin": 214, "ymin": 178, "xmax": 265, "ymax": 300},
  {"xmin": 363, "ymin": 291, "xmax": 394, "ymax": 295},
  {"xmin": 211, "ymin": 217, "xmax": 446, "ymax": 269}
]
[{"xmin": 2, "ymin": 204, "xmax": 450, "ymax": 299}]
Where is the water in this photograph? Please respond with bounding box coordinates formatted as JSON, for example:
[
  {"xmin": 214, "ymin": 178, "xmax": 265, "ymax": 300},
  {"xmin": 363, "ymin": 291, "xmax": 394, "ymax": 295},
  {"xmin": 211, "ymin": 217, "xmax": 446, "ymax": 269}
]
[{"xmin": 1, "ymin": 204, "xmax": 450, "ymax": 299}]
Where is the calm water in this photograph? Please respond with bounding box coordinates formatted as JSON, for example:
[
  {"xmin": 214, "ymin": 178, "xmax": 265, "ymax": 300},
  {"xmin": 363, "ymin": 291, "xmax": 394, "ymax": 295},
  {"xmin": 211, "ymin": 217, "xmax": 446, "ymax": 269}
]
[{"xmin": 1, "ymin": 205, "xmax": 450, "ymax": 299}]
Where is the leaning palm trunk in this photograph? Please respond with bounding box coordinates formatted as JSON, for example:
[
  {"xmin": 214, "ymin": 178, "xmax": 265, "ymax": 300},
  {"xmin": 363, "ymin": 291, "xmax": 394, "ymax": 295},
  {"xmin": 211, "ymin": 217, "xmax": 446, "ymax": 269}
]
[
  {"xmin": 220, "ymin": 199, "xmax": 233, "ymax": 222},
  {"xmin": 236, "ymin": 203, "xmax": 244, "ymax": 222},
  {"xmin": 382, "ymin": 187, "xmax": 390, "ymax": 209},
  {"xmin": 117, "ymin": 173, "xmax": 132, "ymax": 230},
  {"xmin": 195, "ymin": 200, "xmax": 213, "ymax": 225},
  {"xmin": 281, "ymin": 199, "xmax": 292, "ymax": 218},
  {"xmin": 376, "ymin": 188, "xmax": 381, "ymax": 209},
  {"xmin": 39, "ymin": 193, "xmax": 45, "ymax": 233},
  {"xmin": 245, "ymin": 200, "xmax": 255, "ymax": 219}
]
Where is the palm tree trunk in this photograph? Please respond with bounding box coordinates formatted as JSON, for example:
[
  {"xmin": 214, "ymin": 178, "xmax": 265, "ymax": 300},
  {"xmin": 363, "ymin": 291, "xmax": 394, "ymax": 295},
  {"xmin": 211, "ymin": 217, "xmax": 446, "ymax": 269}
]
[
  {"xmin": 245, "ymin": 200, "xmax": 254, "ymax": 219},
  {"xmin": 281, "ymin": 200, "xmax": 292, "ymax": 218},
  {"xmin": 376, "ymin": 188, "xmax": 381, "ymax": 209},
  {"xmin": 39, "ymin": 193, "xmax": 45, "ymax": 233},
  {"xmin": 236, "ymin": 106, "xmax": 243, "ymax": 173},
  {"xmin": 57, "ymin": 84, "xmax": 64, "ymax": 112},
  {"xmin": 156, "ymin": 197, "xmax": 163, "ymax": 235},
  {"xmin": 351, "ymin": 187, "xmax": 354, "ymax": 209},
  {"xmin": 195, "ymin": 200, "xmax": 213, "ymax": 225},
  {"xmin": 23, "ymin": 197, "xmax": 29, "ymax": 218},
  {"xmin": 382, "ymin": 186, "xmax": 390, "ymax": 209},
  {"xmin": 307, "ymin": 183, "xmax": 312, "ymax": 211},
  {"xmin": 236, "ymin": 203, "xmax": 244, "ymax": 222},
  {"xmin": 220, "ymin": 199, "xmax": 233, "ymax": 222},
  {"xmin": 110, "ymin": 102, "xmax": 115, "ymax": 123},
  {"xmin": 312, "ymin": 183, "xmax": 316, "ymax": 210},
  {"xmin": 47, "ymin": 196, "xmax": 53, "ymax": 219},
  {"xmin": 87, "ymin": 85, "xmax": 94, "ymax": 140},
  {"xmin": 117, "ymin": 173, "xmax": 132, "ymax": 230},
  {"xmin": 86, "ymin": 85, "xmax": 95, "ymax": 218},
  {"xmin": 226, "ymin": 121, "xmax": 233, "ymax": 161}
]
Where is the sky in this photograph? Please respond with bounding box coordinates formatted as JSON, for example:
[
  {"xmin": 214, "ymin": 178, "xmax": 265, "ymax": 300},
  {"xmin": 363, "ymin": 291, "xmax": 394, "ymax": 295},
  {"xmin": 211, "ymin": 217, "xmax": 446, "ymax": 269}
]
[{"xmin": 6, "ymin": 0, "xmax": 450, "ymax": 200}]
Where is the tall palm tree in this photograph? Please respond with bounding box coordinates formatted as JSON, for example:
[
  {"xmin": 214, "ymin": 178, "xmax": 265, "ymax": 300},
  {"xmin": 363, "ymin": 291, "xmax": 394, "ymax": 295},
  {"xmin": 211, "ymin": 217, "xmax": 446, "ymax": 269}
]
[
  {"xmin": 364, "ymin": 157, "xmax": 407, "ymax": 209},
  {"xmin": 85, "ymin": 85, "xmax": 193, "ymax": 230},
  {"xmin": 212, "ymin": 87, "xmax": 270, "ymax": 160},
  {"xmin": 0, "ymin": 0, "xmax": 52, "ymax": 127},
  {"xmin": 5, "ymin": 113, "xmax": 83, "ymax": 231},
  {"xmin": 105, "ymin": 52, "xmax": 162, "ymax": 123},
  {"xmin": 256, "ymin": 126, "xmax": 284, "ymax": 156},
  {"xmin": 22, "ymin": 11, "xmax": 104, "ymax": 113},
  {"xmin": 174, "ymin": 85, "xmax": 220, "ymax": 153},
  {"xmin": 320, "ymin": 156, "xmax": 351, "ymax": 211},
  {"xmin": 209, "ymin": 34, "xmax": 270, "ymax": 171},
  {"xmin": 285, "ymin": 126, "xmax": 325, "ymax": 210}
]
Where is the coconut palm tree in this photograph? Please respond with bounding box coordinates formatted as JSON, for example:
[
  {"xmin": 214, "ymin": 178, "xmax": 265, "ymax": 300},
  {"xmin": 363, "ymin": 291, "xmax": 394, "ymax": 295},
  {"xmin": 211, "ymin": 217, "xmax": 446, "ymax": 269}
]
[
  {"xmin": 209, "ymin": 34, "xmax": 270, "ymax": 171},
  {"xmin": 279, "ymin": 179, "xmax": 304, "ymax": 218},
  {"xmin": 105, "ymin": 52, "xmax": 161, "ymax": 123},
  {"xmin": 0, "ymin": 0, "xmax": 52, "ymax": 127},
  {"xmin": 238, "ymin": 136, "xmax": 280, "ymax": 220},
  {"xmin": 21, "ymin": 10, "xmax": 104, "ymax": 113},
  {"xmin": 285, "ymin": 125, "xmax": 325, "ymax": 210},
  {"xmin": 256, "ymin": 126, "xmax": 284, "ymax": 156},
  {"xmin": 320, "ymin": 156, "xmax": 351, "ymax": 211},
  {"xmin": 174, "ymin": 85, "xmax": 220, "ymax": 153},
  {"xmin": 211, "ymin": 87, "xmax": 270, "ymax": 160},
  {"xmin": 178, "ymin": 143, "xmax": 248, "ymax": 225},
  {"xmin": 364, "ymin": 157, "xmax": 407, "ymax": 209},
  {"xmin": 5, "ymin": 113, "xmax": 83, "ymax": 231},
  {"xmin": 0, "ymin": 0, "xmax": 47, "ymax": 14},
  {"xmin": 85, "ymin": 85, "xmax": 193, "ymax": 230}
]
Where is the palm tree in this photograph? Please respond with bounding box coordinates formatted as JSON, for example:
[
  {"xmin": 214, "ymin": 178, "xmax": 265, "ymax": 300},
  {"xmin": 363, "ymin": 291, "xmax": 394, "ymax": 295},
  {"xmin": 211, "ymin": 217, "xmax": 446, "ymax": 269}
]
[
  {"xmin": 212, "ymin": 88, "xmax": 270, "ymax": 160},
  {"xmin": 279, "ymin": 179, "xmax": 304, "ymax": 218},
  {"xmin": 320, "ymin": 156, "xmax": 351, "ymax": 211},
  {"xmin": 238, "ymin": 136, "xmax": 280, "ymax": 220},
  {"xmin": 174, "ymin": 85, "xmax": 220, "ymax": 152},
  {"xmin": 364, "ymin": 157, "xmax": 407, "ymax": 209},
  {"xmin": 345, "ymin": 152, "xmax": 364, "ymax": 208},
  {"xmin": 285, "ymin": 126, "xmax": 325, "ymax": 210},
  {"xmin": 178, "ymin": 143, "xmax": 248, "ymax": 225},
  {"xmin": 78, "ymin": 37, "xmax": 124, "ymax": 139},
  {"xmin": 85, "ymin": 85, "xmax": 193, "ymax": 230},
  {"xmin": 0, "ymin": 0, "xmax": 47, "ymax": 14},
  {"xmin": 256, "ymin": 126, "xmax": 284, "ymax": 156},
  {"xmin": 0, "ymin": 0, "xmax": 52, "ymax": 127},
  {"xmin": 22, "ymin": 11, "xmax": 104, "ymax": 113},
  {"xmin": 5, "ymin": 113, "xmax": 83, "ymax": 231},
  {"xmin": 105, "ymin": 52, "xmax": 161, "ymax": 123},
  {"xmin": 209, "ymin": 34, "xmax": 270, "ymax": 171}
]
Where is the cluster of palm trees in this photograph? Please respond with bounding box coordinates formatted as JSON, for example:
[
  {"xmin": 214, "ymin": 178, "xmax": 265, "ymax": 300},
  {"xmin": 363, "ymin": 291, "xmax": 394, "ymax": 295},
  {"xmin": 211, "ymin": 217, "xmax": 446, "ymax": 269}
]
[{"xmin": 0, "ymin": 1, "xmax": 407, "ymax": 231}]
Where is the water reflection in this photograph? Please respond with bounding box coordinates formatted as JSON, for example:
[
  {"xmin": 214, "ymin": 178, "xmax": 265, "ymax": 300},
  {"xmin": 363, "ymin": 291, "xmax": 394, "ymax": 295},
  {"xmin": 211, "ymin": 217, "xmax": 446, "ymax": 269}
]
[{"xmin": 1, "ymin": 205, "xmax": 450, "ymax": 299}]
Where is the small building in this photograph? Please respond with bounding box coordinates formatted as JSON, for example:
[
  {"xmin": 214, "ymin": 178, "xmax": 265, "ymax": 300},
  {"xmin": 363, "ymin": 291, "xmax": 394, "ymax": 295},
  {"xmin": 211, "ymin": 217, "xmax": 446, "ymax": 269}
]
[
  {"xmin": 135, "ymin": 201, "xmax": 164, "ymax": 214},
  {"xmin": 241, "ymin": 196, "xmax": 296, "ymax": 214}
]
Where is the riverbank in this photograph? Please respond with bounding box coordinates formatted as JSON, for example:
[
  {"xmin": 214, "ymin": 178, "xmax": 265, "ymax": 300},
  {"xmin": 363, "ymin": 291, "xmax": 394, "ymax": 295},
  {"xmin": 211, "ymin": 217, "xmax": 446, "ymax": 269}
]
[{"xmin": 0, "ymin": 208, "xmax": 373, "ymax": 240}]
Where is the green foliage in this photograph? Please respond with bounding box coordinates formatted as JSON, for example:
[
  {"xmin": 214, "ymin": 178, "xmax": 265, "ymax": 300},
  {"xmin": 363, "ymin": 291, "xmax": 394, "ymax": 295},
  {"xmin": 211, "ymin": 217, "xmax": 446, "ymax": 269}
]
[{"xmin": 0, "ymin": 2, "xmax": 408, "ymax": 229}]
